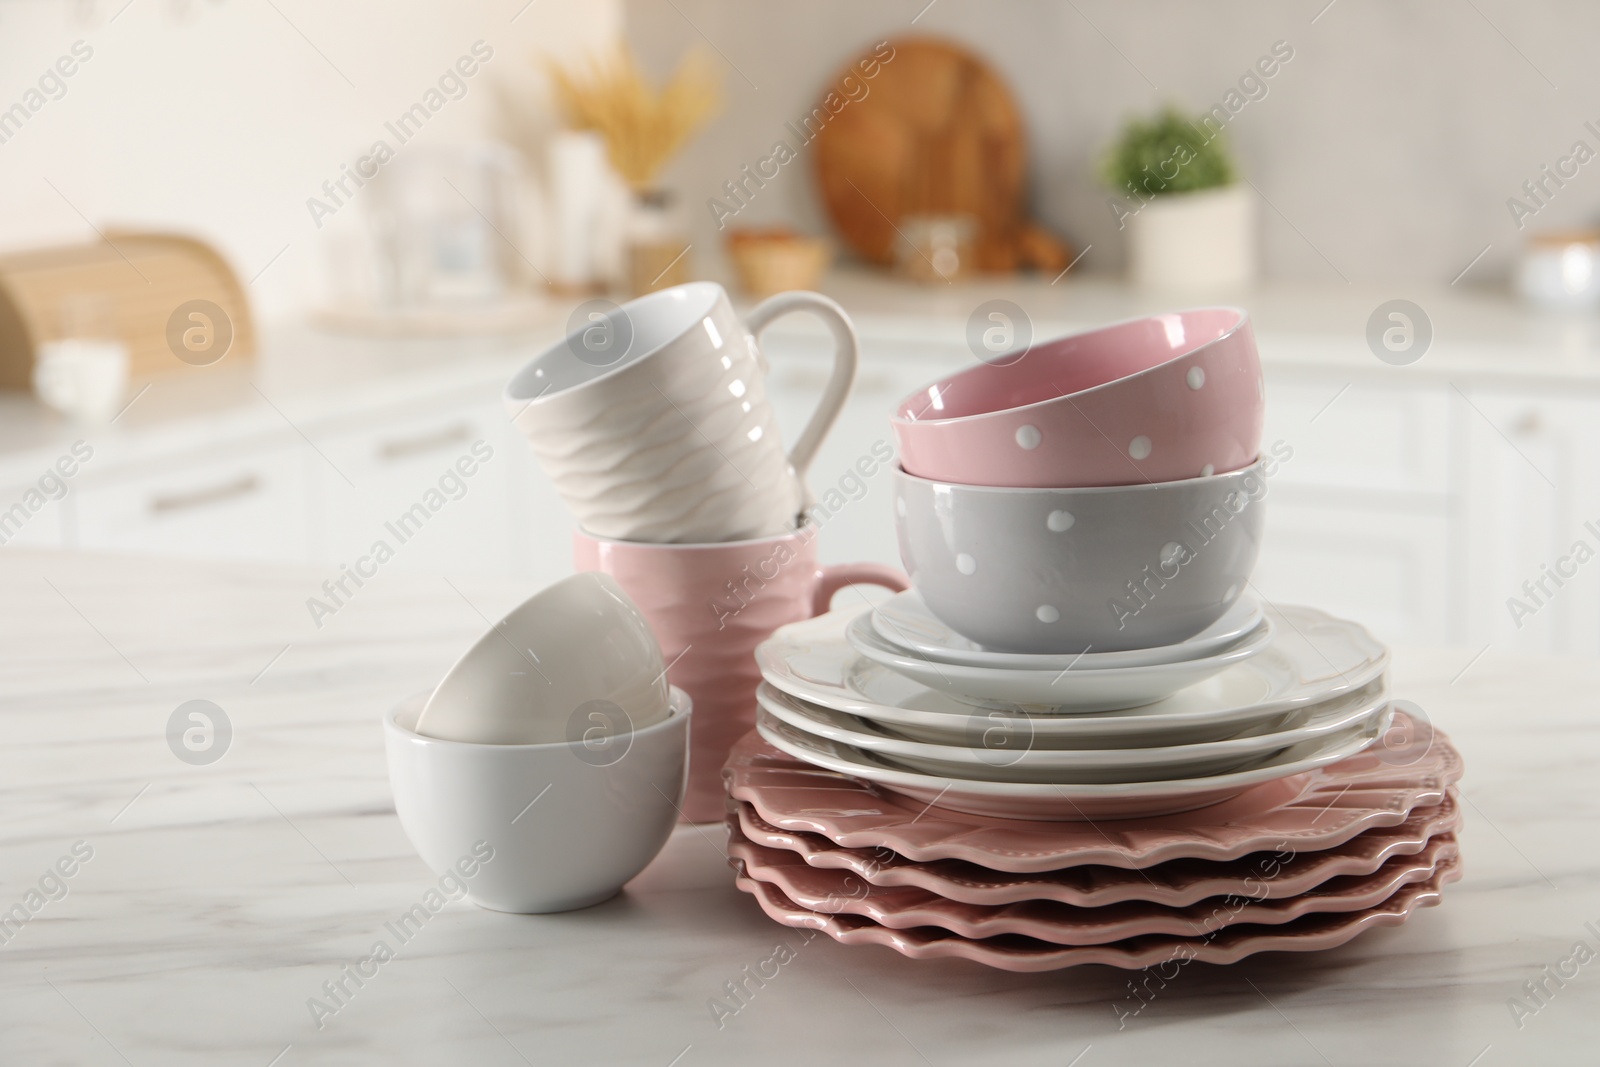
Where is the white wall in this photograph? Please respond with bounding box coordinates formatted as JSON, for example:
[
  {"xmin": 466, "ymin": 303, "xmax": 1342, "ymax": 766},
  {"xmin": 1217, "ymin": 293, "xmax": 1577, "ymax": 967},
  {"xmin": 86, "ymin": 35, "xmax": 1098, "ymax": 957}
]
[
  {"xmin": 0, "ymin": 0, "xmax": 621, "ymax": 317},
  {"xmin": 625, "ymin": 0, "xmax": 1600, "ymax": 289}
]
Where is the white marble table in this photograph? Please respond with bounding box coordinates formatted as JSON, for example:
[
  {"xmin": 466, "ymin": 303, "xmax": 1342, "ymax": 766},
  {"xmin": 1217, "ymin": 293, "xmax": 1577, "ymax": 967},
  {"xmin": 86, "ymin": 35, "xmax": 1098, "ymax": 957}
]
[{"xmin": 1, "ymin": 547, "xmax": 1593, "ymax": 1065}]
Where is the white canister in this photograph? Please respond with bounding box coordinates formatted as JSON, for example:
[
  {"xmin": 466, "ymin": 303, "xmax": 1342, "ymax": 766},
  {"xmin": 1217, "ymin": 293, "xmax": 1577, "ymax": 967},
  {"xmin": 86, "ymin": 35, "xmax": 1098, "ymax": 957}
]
[
  {"xmin": 1516, "ymin": 230, "xmax": 1600, "ymax": 309},
  {"xmin": 1125, "ymin": 183, "xmax": 1256, "ymax": 292},
  {"xmin": 548, "ymin": 130, "xmax": 610, "ymax": 292},
  {"xmin": 33, "ymin": 338, "xmax": 130, "ymax": 423}
]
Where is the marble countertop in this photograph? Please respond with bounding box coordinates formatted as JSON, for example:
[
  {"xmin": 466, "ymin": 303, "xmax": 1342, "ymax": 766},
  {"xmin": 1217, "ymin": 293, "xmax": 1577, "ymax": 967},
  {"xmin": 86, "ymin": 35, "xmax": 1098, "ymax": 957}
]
[
  {"xmin": 7, "ymin": 270, "xmax": 1600, "ymax": 467},
  {"xmin": 1, "ymin": 546, "xmax": 1594, "ymax": 1065}
]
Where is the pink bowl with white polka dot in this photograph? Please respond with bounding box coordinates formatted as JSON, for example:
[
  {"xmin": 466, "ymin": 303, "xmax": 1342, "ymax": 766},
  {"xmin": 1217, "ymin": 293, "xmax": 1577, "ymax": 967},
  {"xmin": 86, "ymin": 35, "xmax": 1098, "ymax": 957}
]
[{"xmin": 892, "ymin": 308, "xmax": 1263, "ymax": 487}]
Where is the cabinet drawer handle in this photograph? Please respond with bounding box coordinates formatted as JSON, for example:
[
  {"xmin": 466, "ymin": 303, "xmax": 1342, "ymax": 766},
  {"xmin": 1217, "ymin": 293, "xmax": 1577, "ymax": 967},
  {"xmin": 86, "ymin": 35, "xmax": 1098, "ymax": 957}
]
[
  {"xmin": 149, "ymin": 474, "xmax": 260, "ymax": 514},
  {"xmin": 376, "ymin": 422, "xmax": 473, "ymax": 461}
]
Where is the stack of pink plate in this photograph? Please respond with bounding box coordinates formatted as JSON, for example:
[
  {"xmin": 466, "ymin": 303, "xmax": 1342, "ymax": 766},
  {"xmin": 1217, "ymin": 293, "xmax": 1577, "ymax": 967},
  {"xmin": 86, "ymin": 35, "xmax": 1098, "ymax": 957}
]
[{"xmin": 723, "ymin": 721, "xmax": 1463, "ymax": 971}]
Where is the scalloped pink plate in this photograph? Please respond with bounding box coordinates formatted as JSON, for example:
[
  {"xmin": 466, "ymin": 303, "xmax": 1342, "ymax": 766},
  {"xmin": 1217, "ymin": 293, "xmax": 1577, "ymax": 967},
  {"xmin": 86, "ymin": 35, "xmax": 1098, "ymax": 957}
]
[
  {"xmin": 729, "ymin": 827, "xmax": 1457, "ymax": 944},
  {"xmin": 721, "ymin": 722, "xmax": 1462, "ymax": 872},
  {"xmin": 732, "ymin": 793, "xmax": 1461, "ymax": 907},
  {"xmin": 734, "ymin": 857, "xmax": 1461, "ymax": 972}
]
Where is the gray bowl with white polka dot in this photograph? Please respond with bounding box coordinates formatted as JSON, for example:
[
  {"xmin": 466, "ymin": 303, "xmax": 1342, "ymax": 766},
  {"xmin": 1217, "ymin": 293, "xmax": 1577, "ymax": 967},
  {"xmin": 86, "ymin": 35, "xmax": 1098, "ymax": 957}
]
[{"xmin": 893, "ymin": 460, "xmax": 1266, "ymax": 655}]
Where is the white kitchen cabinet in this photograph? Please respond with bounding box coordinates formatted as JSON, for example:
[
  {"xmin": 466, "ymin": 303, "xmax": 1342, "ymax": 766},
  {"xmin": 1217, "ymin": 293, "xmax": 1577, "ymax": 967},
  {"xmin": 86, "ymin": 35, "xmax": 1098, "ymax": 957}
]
[
  {"xmin": 1253, "ymin": 371, "xmax": 1461, "ymax": 645},
  {"xmin": 0, "ymin": 476, "xmax": 66, "ymax": 549},
  {"xmin": 314, "ymin": 399, "xmax": 523, "ymax": 580},
  {"xmin": 762, "ymin": 330, "xmax": 965, "ymax": 573},
  {"xmin": 306, "ymin": 392, "xmax": 575, "ymax": 591},
  {"xmin": 1460, "ymin": 389, "xmax": 1600, "ymax": 658},
  {"xmin": 0, "ymin": 377, "xmax": 576, "ymax": 591},
  {"xmin": 503, "ymin": 428, "xmax": 577, "ymax": 591},
  {"xmin": 1261, "ymin": 375, "xmax": 1452, "ymax": 499},
  {"xmin": 1250, "ymin": 500, "xmax": 1455, "ymax": 648},
  {"xmin": 72, "ymin": 440, "xmax": 316, "ymax": 563}
]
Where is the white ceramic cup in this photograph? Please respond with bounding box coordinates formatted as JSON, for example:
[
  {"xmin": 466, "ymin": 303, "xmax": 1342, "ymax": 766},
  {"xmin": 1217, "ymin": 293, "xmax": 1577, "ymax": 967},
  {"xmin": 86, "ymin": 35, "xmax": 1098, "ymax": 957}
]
[
  {"xmin": 504, "ymin": 282, "xmax": 858, "ymax": 543},
  {"xmin": 32, "ymin": 339, "xmax": 129, "ymax": 422},
  {"xmin": 385, "ymin": 687, "xmax": 691, "ymax": 913},
  {"xmin": 415, "ymin": 572, "xmax": 670, "ymax": 745}
]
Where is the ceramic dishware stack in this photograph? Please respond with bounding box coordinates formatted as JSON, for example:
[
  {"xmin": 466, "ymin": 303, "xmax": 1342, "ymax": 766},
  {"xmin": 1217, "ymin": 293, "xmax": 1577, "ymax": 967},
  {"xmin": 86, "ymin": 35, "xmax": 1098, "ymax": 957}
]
[
  {"xmin": 727, "ymin": 309, "xmax": 1466, "ymax": 969},
  {"xmin": 505, "ymin": 282, "xmax": 904, "ymax": 822}
]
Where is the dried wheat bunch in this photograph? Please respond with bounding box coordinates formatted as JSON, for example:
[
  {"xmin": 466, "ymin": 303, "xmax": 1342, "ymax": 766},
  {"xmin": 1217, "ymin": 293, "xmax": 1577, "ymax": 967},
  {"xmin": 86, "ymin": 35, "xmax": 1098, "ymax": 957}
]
[{"xmin": 548, "ymin": 45, "xmax": 721, "ymax": 191}]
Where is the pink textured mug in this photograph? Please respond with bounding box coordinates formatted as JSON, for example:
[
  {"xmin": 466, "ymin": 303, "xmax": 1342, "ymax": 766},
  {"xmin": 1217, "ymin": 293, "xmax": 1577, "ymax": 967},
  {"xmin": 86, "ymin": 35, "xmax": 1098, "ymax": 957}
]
[{"xmin": 573, "ymin": 525, "xmax": 907, "ymax": 822}]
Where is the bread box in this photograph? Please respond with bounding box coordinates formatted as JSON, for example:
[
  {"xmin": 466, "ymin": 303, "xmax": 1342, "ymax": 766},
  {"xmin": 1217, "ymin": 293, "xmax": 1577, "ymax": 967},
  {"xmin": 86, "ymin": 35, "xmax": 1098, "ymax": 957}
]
[{"xmin": 0, "ymin": 230, "xmax": 255, "ymax": 389}]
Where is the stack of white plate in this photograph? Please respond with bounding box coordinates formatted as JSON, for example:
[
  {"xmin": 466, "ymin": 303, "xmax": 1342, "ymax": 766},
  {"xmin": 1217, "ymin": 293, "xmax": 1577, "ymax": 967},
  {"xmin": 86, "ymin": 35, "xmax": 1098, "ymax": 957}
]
[{"xmin": 752, "ymin": 593, "xmax": 1393, "ymax": 821}]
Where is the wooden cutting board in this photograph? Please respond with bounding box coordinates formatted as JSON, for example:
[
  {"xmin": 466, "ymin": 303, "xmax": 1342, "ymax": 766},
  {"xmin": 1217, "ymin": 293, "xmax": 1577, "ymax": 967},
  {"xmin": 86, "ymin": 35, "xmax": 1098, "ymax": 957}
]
[{"xmin": 813, "ymin": 36, "xmax": 1069, "ymax": 274}]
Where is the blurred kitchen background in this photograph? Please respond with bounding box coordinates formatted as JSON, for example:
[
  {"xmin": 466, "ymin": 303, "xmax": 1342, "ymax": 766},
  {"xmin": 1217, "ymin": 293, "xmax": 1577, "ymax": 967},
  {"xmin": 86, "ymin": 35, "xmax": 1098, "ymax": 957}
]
[{"xmin": 2, "ymin": 0, "xmax": 1598, "ymax": 659}]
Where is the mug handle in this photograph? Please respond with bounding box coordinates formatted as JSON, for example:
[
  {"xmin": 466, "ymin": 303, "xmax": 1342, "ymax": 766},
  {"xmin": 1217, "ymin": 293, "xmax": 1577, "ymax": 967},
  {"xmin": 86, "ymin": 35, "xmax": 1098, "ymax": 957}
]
[
  {"xmin": 743, "ymin": 291, "xmax": 859, "ymax": 492},
  {"xmin": 811, "ymin": 562, "xmax": 909, "ymax": 617}
]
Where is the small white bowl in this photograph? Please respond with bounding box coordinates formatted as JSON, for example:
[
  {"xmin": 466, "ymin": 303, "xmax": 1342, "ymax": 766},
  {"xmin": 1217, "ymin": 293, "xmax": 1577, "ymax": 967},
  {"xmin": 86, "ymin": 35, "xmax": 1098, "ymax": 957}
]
[
  {"xmin": 417, "ymin": 572, "xmax": 669, "ymax": 745},
  {"xmin": 385, "ymin": 687, "xmax": 691, "ymax": 913}
]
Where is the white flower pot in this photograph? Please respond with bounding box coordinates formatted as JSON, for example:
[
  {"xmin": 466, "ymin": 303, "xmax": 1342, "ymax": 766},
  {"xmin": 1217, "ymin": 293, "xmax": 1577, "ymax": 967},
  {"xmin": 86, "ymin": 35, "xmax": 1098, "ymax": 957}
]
[{"xmin": 1125, "ymin": 184, "xmax": 1255, "ymax": 292}]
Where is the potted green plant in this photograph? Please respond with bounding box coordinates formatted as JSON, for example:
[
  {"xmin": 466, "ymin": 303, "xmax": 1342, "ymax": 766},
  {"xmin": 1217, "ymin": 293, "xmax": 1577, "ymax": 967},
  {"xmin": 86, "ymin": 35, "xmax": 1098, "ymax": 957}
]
[{"xmin": 1101, "ymin": 107, "xmax": 1254, "ymax": 290}]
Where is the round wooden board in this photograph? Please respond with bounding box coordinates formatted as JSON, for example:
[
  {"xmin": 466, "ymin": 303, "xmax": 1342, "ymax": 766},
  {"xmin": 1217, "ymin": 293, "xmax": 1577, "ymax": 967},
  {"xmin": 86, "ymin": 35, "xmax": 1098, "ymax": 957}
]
[{"xmin": 813, "ymin": 37, "xmax": 1061, "ymax": 272}]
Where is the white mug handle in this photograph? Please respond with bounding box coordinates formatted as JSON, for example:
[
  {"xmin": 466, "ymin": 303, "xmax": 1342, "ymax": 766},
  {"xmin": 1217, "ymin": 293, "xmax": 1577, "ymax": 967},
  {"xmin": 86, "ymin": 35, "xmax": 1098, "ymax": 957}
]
[{"xmin": 743, "ymin": 291, "xmax": 859, "ymax": 495}]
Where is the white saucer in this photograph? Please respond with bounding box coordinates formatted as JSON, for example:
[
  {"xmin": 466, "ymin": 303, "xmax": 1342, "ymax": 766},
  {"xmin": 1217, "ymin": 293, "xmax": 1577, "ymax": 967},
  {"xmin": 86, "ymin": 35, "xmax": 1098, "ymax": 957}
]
[
  {"xmin": 872, "ymin": 590, "xmax": 1265, "ymax": 671},
  {"xmin": 756, "ymin": 678, "xmax": 1391, "ymax": 784},
  {"xmin": 754, "ymin": 604, "xmax": 1389, "ymax": 746},
  {"xmin": 848, "ymin": 611, "xmax": 1273, "ymax": 711},
  {"xmin": 754, "ymin": 704, "xmax": 1393, "ymax": 821}
]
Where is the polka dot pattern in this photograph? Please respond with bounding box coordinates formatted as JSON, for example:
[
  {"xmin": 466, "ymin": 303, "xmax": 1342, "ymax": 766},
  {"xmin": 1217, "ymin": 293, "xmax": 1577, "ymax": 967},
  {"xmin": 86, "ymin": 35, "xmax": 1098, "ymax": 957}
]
[
  {"xmin": 1129, "ymin": 435, "xmax": 1152, "ymax": 460},
  {"xmin": 1186, "ymin": 366, "xmax": 1206, "ymax": 390},
  {"xmin": 1015, "ymin": 425, "xmax": 1042, "ymax": 450},
  {"xmin": 1046, "ymin": 510, "xmax": 1075, "ymax": 532},
  {"xmin": 956, "ymin": 553, "xmax": 976, "ymax": 575},
  {"xmin": 1201, "ymin": 464, "xmax": 1215, "ymax": 477},
  {"xmin": 1036, "ymin": 605, "xmax": 1060, "ymax": 623}
]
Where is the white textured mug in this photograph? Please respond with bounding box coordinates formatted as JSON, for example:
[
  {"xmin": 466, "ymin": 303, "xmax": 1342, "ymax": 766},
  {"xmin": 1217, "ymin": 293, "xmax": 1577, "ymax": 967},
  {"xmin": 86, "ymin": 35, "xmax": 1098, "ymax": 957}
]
[{"xmin": 504, "ymin": 282, "xmax": 857, "ymax": 543}]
